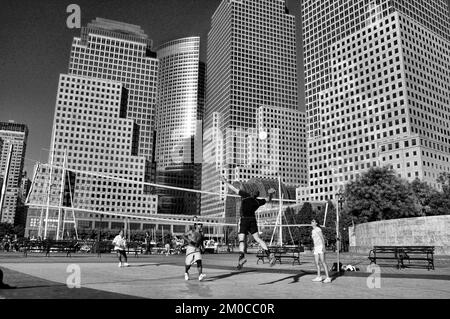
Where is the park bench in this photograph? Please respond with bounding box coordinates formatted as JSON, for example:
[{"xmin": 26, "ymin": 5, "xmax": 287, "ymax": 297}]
[
  {"xmin": 274, "ymin": 246, "xmax": 303, "ymax": 265},
  {"xmin": 45, "ymin": 240, "xmax": 79, "ymax": 257},
  {"xmin": 256, "ymin": 245, "xmax": 303, "ymax": 265},
  {"xmin": 399, "ymin": 246, "xmax": 435, "ymax": 270},
  {"xmin": 96, "ymin": 241, "xmax": 114, "ymax": 256},
  {"xmin": 126, "ymin": 242, "xmax": 143, "ymax": 257},
  {"xmin": 22, "ymin": 241, "xmax": 46, "ymax": 257},
  {"xmin": 368, "ymin": 246, "xmax": 435, "ymax": 270},
  {"xmin": 23, "ymin": 240, "xmax": 78, "ymax": 257}
]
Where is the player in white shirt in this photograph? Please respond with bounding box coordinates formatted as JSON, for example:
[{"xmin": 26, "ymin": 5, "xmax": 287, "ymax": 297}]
[
  {"xmin": 311, "ymin": 219, "xmax": 331, "ymax": 283},
  {"xmin": 112, "ymin": 230, "xmax": 129, "ymax": 267}
]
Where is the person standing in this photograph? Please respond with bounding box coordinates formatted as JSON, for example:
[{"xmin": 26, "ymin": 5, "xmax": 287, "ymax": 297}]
[
  {"xmin": 112, "ymin": 230, "xmax": 129, "ymax": 268},
  {"xmin": 220, "ymin": 176, "xmax": 276, "ymax": 270},
  {"xmin": 144, "ymin": 231, "xmax": 151, "ymax": 255},
  {"xmin": 311, "ymin": 219, "xmax": 332, "ymax": 283},
  {"xmin": 183, "ymin": 223, "xmax": 206, "ymax": 281},
  {"xmin": 193, "ymin": 216, "xmax": 205, "ymax": 253}
]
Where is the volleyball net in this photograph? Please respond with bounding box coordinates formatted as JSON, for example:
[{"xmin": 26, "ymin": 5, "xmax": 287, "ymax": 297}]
[{"xmin": 25, "ymin": 161, "xmax": 330, "ymax": 242}]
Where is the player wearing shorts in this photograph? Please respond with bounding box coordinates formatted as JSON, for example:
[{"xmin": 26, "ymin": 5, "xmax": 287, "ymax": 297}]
[
  {"xmin": 311, "ymin": 219, "xmax": 331, "ymax": 283},
  {"xmin": 112, "ymin": 230, "xmax": 129, "ymax": 268},
  {"xmin": 183, "ymin": 223, "xmax": 206, "ymax": 281},
  {"xmin": 220, "ymin": 176, "xmax": 276, "ymax": 270}
]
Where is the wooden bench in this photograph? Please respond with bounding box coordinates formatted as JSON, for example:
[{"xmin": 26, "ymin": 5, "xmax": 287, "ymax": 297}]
[
  {"xmin": 368, "ymin": 246, "xmax": 434, "ymax": 270},
  {"xmin": 256, "ymin": 246, "xmax": 303, "ymax": 265}
]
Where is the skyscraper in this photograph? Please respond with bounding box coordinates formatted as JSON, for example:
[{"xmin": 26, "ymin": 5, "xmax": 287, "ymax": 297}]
[
  {"xmin": 300, "ymin": 0, "xmax": 450, "ymax": 202},
  {"xmin": 154, "ymin": 37, "xmax": 205, "ymax": 215},
  {"xmin": 69, "ymin": 18, "xmax": 158, "ymax": 161},
  {"xmin": 25, "ymin": 19, "xmax": 159, "ymax": 238},
  {"xmin": 0, "ymin": 121, "xmax": 28, "ymax": 224},
  {"xmin": 201, "ymin": 0, "xmax": 306, "ymax": 216}
]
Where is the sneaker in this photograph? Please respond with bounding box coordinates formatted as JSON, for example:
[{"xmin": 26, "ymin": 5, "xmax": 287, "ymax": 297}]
[
  {"xmin": 312, "ymin": 276, "xmax": 323, "ymax": 282},
  {"xmin": 236, "ymin": 258, "xmax": 247, "ymax": 270},
  {"xmin": 268, "ymin": 253, "xmax": 276, "ymax": 266},
  {"xmin": 118, "ymin": 262, "xmax": 123, "ymax": 268},
  {"xmin": 184, "ymin": 273, "xmax": 189, "ymax": 281},
  {"xmin": 123, "ymin": 263, "xmax": 129, "ymax": 267},
  {"xmin": 323, "ymin": 277, "xmax": 332, "ymax": 283},
  {"xmin": 198, "ymin": 274, "xmax": 206, "ymax": 281}
]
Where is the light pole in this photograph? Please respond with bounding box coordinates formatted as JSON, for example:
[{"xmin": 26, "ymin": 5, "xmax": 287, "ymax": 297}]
[
  {"xmin": 336, "ymin": 188, "xmax": 344, "ymax": 274},
  {"xmin": 97, "ymin": 213, "xmax": 104, "ymax": 257}
]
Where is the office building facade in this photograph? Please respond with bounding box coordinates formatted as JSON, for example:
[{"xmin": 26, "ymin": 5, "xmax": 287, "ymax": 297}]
[
  {"xmin": 201, "ymin": 0, "xmax": 305, "ymax": 216},
  {"xmin": 154, "ymin": 37, "xmax": 205, "ymax": 215},
  {"xmin": 25, "ymin": 19, "xmax": 160, "ymax": 238},
  {"xmin": 300, "ymin": 0, "xmax": 450, "ymax": 202},
  {"xmin": 0, "ymin": 122, "xmax": 28, "ymax": 224}
]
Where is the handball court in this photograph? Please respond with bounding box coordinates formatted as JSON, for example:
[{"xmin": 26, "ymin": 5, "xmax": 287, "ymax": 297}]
[{"xmin": 0, "ymin": 251, "xmax": 449, "ymax": 299}]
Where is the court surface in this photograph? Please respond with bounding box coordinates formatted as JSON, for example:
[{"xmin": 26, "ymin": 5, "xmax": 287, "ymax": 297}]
[{"xmin": 1, "ymin": 252, "xmax": 449, "ymax": 299}]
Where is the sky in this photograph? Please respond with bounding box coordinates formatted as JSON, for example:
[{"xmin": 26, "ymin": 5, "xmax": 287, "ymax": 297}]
[{"xmin": 0, "ymin": 0, "xmax": 304, "ymax": 177}]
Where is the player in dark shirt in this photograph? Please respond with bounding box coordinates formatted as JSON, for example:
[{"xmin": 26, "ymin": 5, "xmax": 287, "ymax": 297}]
[
  {"xmin": 192, "ymin": 216, "xmax": 205, "ymax": 253},
  {"xmin": 183, "ymin": 222, "xmax": 206, "ymax": 281},
  {"xmin": 220, "ymin": 175, "xmax": 276, "ymax": 269}
]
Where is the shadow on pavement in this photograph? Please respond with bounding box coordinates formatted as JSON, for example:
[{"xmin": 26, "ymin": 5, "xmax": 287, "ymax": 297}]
[
  {"xmin": 0, "ymin": 269, "xmax": 16, "ymax": 289},
  {"xmin": 204, "ymin": 270, "xmax": 257, "ymax": 282},
  {"xmin": 259, "ymin": 270, "xmax": 316, "ymax": 285}
]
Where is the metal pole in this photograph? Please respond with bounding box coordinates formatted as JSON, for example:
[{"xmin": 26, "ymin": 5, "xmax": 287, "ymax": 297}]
[
  {"xmin": 38, "ymin": 207, "xmax": 44, "ymax": 239},
  {"xmin": 25, "ymin": 163, "xmax": 39, "ymax": 206},
  {"xmin": 278, "ymin": 176, "xmax": 283, "ymax": 246},
  {"xmin": 0, "ymin": 144, "xmax": 13, "ymax": 222},
  {"xmin": 56, "ymin": 149, "xmax": 67, "ymax": 240},
  {"xmin": 44, "ymin": 150, "xmax": 55, "ymax": 239},
  {"xmin": 336, "ymin": 197, "xmax": 340, "ymax": 273},
  {"xmin": 66, "ymin": 170, "xmax": 78, "ymax": 240}
]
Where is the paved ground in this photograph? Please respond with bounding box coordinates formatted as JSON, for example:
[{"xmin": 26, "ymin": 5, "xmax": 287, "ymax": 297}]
[{"xmin": 0, "ymin": 251, "xmax": 449, "ymax": 299}]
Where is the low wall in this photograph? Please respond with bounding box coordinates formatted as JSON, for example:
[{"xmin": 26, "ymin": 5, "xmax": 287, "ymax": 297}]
[{"xmin": 349, "ymin": 215, "xmax": 450, "ymax": 255}]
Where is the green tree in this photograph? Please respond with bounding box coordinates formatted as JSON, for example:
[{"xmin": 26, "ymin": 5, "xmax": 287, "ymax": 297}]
[{"xmin": 345, "ymin": 166, "xmax": 420, "ymax": 222}]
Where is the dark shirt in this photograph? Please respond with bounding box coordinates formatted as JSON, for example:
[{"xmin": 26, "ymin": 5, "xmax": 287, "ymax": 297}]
[
  {"xmin": 239, "ymin": 190, "xmax": 266, "ymax": 218},
  {"xmin": 186, "ymin": 230, "xmax": 203, "ymax": 248}
]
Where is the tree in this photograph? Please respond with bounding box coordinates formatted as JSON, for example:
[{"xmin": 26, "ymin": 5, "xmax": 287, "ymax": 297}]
[
  {"xmin": 437, "ymin": 172, "xmax": 450, "ymax": 194},
  {"xmin": 13, "ymin": 225, "xmax": 25, "ymax": 238},
  {"xmin": 0, "ymin": 223, "xmax": 14, "ymax": 238},
  {"xmin": 427, "ymin": 193, "xmax": 450, "ymax": 216},
  {"xmin": 410, "ymin": 178, "xmax": 438, "ymax": 216},
  {"xmin": 283, "ymin": 206, "xmax": 300, "ymax": 245},
  {"xmin": 345, "ymin": 166, "xmax": 420, "ymax": 223},
  {"xmin": 295, "ymin": 202, "xmax": 315, "ymax": 246}
]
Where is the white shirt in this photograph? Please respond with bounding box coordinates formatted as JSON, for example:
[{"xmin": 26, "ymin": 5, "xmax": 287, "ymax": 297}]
[
  {"xmin": 113, "ymin": 235, "xmax": 126, "ymax": 251},
  {"xmin": 312, "ymin": 227, "xmax": 324, "ymax": 247}
]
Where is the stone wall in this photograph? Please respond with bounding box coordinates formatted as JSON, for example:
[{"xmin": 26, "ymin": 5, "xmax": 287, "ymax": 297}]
[{"xmin": 349, "ymin": 215, "xmax": 450, "ymax": 255}]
